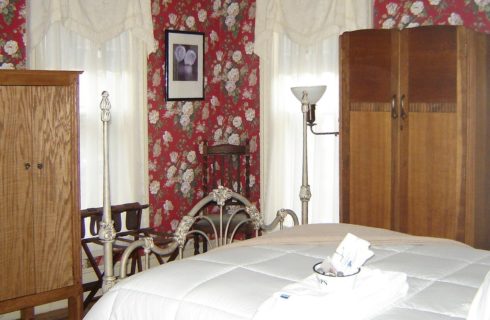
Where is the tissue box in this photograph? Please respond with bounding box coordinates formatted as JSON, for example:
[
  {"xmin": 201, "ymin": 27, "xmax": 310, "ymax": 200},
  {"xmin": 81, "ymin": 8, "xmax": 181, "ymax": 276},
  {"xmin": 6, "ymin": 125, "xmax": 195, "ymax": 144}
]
[{"xmin": 313, "ymin": 262, "xmax": 360, "ymax": 291}]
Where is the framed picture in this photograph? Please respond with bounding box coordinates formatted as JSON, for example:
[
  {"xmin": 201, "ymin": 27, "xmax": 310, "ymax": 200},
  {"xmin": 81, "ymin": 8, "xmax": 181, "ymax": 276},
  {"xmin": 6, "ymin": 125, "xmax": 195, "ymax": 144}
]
[{"xmin": 165, "ymin": 30, "xmax": 205, "ymax": 101}]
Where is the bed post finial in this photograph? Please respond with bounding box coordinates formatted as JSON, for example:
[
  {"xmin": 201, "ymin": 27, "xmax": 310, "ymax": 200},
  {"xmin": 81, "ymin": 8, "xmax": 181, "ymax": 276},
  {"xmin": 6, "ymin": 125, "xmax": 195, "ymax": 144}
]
[{"xmin": 99, "ymin": 90, "xmax": 116, "ymax": 292}]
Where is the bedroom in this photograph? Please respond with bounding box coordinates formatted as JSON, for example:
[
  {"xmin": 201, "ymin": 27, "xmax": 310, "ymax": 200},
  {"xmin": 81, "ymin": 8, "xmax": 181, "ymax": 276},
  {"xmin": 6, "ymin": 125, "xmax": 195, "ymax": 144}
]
[{"xmin": 1, "ymin": 0, "xmax": 490, "ymax": 319}]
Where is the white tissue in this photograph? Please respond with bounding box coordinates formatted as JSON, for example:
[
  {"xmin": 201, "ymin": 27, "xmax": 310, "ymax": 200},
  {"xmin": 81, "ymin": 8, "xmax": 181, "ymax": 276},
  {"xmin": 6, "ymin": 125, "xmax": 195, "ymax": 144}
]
[{"xmin": 321, "ymin": 233, "xmax": 374, "ymax": 276}]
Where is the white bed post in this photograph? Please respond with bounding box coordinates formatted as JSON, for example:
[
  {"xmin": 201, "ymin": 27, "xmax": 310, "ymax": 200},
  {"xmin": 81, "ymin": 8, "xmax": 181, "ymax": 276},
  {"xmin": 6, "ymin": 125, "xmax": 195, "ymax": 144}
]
[{"xmin": 98, "ymin": 91, "xmax": 116, "ymax": 292}]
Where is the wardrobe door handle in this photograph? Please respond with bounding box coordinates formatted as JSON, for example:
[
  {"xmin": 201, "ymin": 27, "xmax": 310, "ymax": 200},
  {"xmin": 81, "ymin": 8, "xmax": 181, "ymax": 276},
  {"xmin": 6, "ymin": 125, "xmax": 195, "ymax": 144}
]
[
  {"xmin": 391, "ymin": 94, "xmax": 398, "ymax": 119},
  {"xmin": 400, "ymin": 94, "xmax": 408, "ymax": 120},
  {"xmin": 37, "ymin": 163, "xmax": 44, "ymax": 170},
  {"xmin": 24, "ymin": 162, "xmax": 31, "ymax": 170}
]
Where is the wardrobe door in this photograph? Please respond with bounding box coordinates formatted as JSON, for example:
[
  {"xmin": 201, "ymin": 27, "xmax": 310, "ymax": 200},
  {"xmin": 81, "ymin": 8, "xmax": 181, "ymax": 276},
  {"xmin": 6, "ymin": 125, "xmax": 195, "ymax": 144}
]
[
  {"xmin": 399, "ymin": 26, "xmax": 463, "ymax": 240},
  {"xmin": 0, "ymin": 86, "xmax": 36, "ymax": 300},
  {"xmin": 340, "ymin": 29, "xmax": 399, "ymax": 229},
  {"xmin": 32, "ymin": 85, "xmax": 77, "ymax": 292}
]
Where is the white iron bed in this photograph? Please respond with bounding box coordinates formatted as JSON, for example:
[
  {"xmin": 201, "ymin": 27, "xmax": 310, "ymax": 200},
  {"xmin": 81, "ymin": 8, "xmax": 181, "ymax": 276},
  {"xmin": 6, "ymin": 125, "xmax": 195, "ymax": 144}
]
[
  {"xmin": 89, "ymin": 93, "xmax": 490, "ymax": 319},
  {"xmin": 85, "ymin": 223, "xmax": 490, "ymax": 320}
]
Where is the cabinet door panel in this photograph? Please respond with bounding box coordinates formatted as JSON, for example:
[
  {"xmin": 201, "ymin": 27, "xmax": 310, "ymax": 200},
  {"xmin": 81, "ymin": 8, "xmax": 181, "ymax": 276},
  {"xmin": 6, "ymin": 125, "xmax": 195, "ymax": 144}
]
[
  {"xmin": 406, "ymin": 26, "xmax": 457, "ymax": 103},
  {"xmin": 32, "ymin": 86, "xmax": 75, "ymax": 292},
  {"xmin": 349, "ymin": 112, "xmax": 393, "ymax": 228},
  {"xmin": 403, "ymin": 113, "xmax": 459, "ymax": 239},
  {"xmin": 347, "ymin": 30, "xmax": 395, "ymax": 102},
  {"xmin": 0, "ymin": 86, "xmax": 35, "ymax": 300},
  {"xmin": 399, "ymin": 26, "xmax": 463, "ymax": 240},
  {"xmin": 340, "ymin": 29, "xmax": 398, "ymax": 228}
]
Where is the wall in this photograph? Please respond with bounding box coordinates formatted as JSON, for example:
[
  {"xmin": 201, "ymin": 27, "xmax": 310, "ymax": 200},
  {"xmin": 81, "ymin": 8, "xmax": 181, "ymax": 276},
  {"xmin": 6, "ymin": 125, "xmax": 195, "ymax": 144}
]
[
  {"xmin": 374, "ymin": 0, "xmax": 490, "ymax": 31},
  {"xmin": 3, "ymin": 1, "xmax": 490, "ymax": 233},
  {"xmin": 0, "ymin": 0, "xmax": 260, "ymax": 233},
  {"xmin": 147, "ymin": 0, "xmax": 260, "ymax": 232},
  {"xmin": 0, "ymin": 0, "xmax": 25, "ymax": 69}
]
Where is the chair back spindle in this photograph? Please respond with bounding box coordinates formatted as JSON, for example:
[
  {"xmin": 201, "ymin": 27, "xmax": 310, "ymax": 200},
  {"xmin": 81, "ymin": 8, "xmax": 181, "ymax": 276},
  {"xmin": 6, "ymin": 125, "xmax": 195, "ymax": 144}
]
[{"xmin": 202, "ymin": 139, "xmax": 250, "ymax": 197}]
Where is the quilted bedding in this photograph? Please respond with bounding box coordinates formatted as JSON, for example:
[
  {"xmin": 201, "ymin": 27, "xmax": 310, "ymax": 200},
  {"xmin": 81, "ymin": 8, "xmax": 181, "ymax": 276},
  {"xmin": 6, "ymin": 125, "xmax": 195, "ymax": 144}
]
[{"xmin": 85, "ymin": 224, "xmax": 490, "ymax": 320}]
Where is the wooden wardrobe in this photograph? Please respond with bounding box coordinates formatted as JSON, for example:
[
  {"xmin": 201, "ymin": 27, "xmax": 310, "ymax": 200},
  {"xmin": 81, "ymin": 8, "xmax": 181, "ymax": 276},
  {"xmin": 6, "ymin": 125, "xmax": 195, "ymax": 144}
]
[
  {"xmin": 0, "ymin": 70, "xmax": 82, "ymax": 318},
  {"xmin": 340, "ymin": 26, "xmax": 490, "ymax": 249}
]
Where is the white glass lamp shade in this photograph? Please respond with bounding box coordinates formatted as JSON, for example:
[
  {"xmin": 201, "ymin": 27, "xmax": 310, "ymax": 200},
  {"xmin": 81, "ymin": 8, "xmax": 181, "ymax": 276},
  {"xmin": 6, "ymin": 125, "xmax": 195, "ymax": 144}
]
[{"xmin": 291, "ymin": 85, "xmax": 327, "ymax": 104}]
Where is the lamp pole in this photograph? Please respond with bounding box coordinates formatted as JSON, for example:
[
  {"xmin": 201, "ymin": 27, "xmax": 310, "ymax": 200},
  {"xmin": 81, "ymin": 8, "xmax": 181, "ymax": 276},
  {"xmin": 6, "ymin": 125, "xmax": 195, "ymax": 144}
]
[
  {"xmin": 291, "ymin": 85, "xmax": 326, "ymax": 225},
  {"xmin": 300, "ymin": 91, "xmax": 311, "ymax": 225}
]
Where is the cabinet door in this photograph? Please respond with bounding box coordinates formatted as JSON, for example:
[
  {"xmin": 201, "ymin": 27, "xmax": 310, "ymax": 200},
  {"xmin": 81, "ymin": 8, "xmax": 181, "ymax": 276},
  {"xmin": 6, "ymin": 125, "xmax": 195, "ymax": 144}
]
[
  {"xmin": 340, "ymin": 29, "xmax": 399, "ymax": 229},
  {"xmin": 32, "ymin": 85, "xmax": 76, "ymax": 292},
  {"xmin": 0, "ymin": 86, "xmax": 36, "ymax": 300},
  {"xmin": 399, "ymin": 26, "xmax": 463, "ymax": 241}
]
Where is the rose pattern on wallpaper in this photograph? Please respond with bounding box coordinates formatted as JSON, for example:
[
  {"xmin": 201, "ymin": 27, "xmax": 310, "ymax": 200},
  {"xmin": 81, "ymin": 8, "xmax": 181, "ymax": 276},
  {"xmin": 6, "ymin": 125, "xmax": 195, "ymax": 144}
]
[
  {"xmin": 4, "ymin": 0, "xmax": 489, "ymax": 233},
  {"xmin": 148, "ymin": 0, "xmax": 260, "ymax": 232},
  {"xmin": 375, "ymin": 0, "xmax": 490, "ymax": 32},
  {"xmin": 0, "ymin": 0, "xmax": 25, "ymax": 69}
]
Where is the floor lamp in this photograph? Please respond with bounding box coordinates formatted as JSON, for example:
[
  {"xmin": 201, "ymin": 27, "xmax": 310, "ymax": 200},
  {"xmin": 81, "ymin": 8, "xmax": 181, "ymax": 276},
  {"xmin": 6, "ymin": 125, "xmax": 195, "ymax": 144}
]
[{"xmin": 291, "ymin": 85, "xmax": 327, "ymax": 225}]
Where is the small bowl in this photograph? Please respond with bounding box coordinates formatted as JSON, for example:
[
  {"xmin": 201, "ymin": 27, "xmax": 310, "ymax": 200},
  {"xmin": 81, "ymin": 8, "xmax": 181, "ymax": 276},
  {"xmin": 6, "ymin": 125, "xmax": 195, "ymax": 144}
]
[{"xmin": 313, "ymin": 262, "xmax": 360, "ymax": 291}]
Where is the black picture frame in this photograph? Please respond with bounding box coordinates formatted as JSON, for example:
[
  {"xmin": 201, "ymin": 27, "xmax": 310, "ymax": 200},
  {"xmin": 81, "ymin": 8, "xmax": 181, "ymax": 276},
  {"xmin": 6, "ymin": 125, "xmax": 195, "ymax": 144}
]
[{"xmin": 165, "ymin": 30, "xmax": 205, "ymax": 101}]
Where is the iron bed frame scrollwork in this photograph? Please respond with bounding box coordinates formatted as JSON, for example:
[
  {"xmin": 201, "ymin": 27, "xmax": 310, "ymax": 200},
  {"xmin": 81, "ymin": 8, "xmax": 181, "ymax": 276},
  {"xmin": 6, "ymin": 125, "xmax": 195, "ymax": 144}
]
[{"xmin": 97, "ymin": 92, "xmax": 299, "ymax": 290}]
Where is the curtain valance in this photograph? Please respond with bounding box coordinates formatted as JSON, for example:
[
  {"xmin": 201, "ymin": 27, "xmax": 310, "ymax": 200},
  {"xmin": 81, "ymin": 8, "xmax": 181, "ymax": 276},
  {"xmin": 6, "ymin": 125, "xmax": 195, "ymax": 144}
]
[
  {"xmin": 254, "ymin": 0, "xmax": 372, "ymax": 56},
  {"xmin": 29, "ymin": 0, "xmax": 155, "ymax": 54}
]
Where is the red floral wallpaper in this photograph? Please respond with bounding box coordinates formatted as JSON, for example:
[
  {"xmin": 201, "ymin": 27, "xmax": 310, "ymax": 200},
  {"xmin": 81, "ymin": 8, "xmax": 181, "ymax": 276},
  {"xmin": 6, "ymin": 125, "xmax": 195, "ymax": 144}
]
[
  {"xmin": 374, "ymin": 0, "xmax": 490, "ymax": 32},
  {"xmin": 5, "ymin": 1, "xmax": 488, "ymax": 233},
  {"xmin": 0, "ymin": 0, "xmax": 26, "ymax": 69},
  {"xmin": 147, "ymin": 0, "xmax": 260, "ymax": 232},
  {"xmin": 0, "ymin": 0, "xmax": 260, "ymax": 233}
]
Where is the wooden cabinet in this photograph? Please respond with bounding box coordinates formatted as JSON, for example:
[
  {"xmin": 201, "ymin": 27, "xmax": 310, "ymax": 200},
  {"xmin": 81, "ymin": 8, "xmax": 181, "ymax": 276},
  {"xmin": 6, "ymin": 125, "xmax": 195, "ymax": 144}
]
[
  {"xmin": 340, "ymin": 26, "xmax": 490, "ymax": 249},
  {"xmin": 0, "ymin": 70, "xmax": 82, "ymax": 318}
]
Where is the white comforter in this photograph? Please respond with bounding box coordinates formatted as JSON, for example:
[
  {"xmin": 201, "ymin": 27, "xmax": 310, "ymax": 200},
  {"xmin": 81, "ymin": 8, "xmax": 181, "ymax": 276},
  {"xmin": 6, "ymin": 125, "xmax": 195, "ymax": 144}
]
[{"xmin": 85, "ymin": 224, "xmax": 490, "ymax": 320}]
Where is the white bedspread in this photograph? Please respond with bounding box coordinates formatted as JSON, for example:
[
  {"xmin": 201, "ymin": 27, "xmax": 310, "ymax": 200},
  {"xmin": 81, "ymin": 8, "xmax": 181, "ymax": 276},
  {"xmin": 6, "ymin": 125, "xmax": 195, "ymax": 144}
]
[
  {"xmin": 253, "ymin": 268, "xmax": 408, "ymax": 320},
  {"xmin": 468, "ymin": 269, "xmax": 490, "ymax": 319},
  {"xmin": 85, "ymin": 224, "xmax": 490, "ymax": 320}
]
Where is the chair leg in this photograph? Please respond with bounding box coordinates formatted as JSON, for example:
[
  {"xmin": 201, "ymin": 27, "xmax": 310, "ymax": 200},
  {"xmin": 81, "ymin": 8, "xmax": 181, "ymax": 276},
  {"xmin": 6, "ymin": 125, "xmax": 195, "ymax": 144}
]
[
  {"xmin": 126, "ymin": 250, "xmax": 142, "ymax": 275},
  {"xmin": 83, "ymin": 282, "xmax": 101, "ymax": 309},
  {"xmin": 168, "ymin": 247, "xmax": 179, "ymax": 262},
  {"xmin": 203, "ymin": 237, "xmax": 208, "ymax": 253},
  {"xmin": 81, "ymin": 241, "xmax": 104, "ymax": 309},
  {"xmin": 153, "ymin": 252, "xmax": 165, "ymax": 264},
  {"xmin": 135, "ymin": 249, "xmax": 143, "ymax": 272},
  {"xmin": 193, "ymin": 233, "xmax": 201, "ymax": 255}
]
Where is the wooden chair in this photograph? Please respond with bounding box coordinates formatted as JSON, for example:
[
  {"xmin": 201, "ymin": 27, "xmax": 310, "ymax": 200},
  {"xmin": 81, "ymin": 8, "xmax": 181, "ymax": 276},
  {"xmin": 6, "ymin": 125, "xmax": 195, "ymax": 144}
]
[
  {"xmin": 193, "ymin": 140, "xmax": 254, "ymax": 254},
  {"xmin": 80, "ymin": 202, "xmax": 173, "ymax": 309},
  {"xmin": 202, "ymin": 140, "xmax": 250, "ymax": 197}
]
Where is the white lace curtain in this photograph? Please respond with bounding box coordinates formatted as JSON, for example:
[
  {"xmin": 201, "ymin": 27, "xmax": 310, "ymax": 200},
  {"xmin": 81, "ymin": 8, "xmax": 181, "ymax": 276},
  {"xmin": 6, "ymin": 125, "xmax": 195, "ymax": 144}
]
[
  {"xmin": 27, "ymin": 0, "xmax": 155, "ymax": 225},
  {"xmin": 29, "ymin": 0, "xmax": 155, "ymax": 50},
  {"xmin": 256, "ymin": 0, "xmax": 373, "ymax": 224}
]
